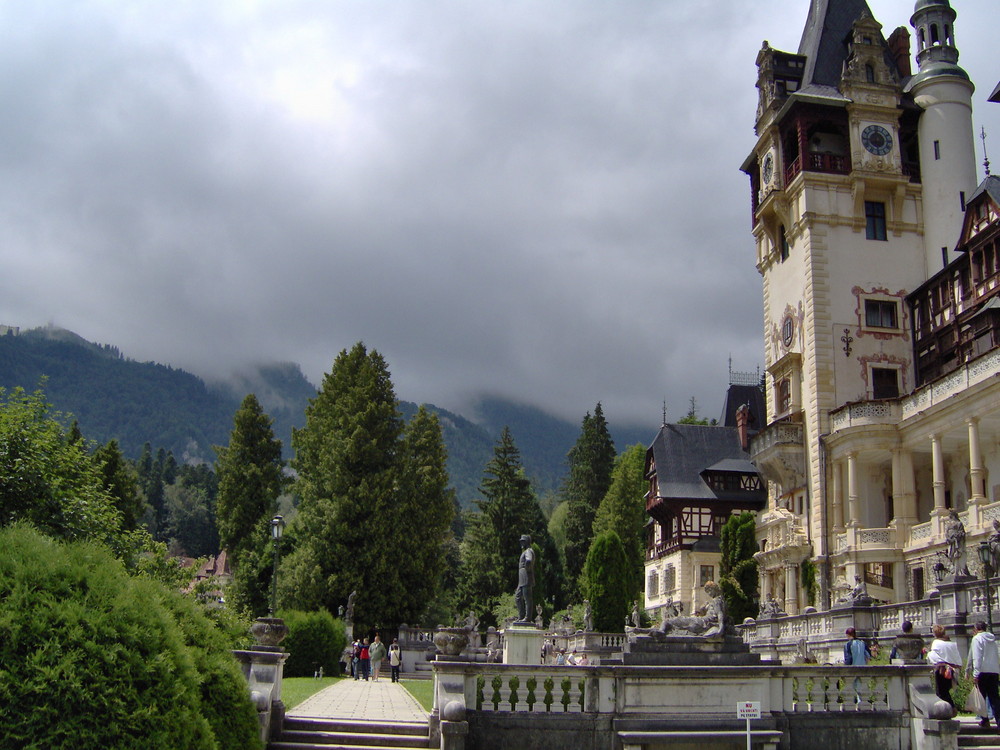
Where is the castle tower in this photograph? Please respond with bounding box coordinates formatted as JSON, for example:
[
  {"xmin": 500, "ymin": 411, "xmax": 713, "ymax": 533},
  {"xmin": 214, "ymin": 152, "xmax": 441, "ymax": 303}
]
[{"xmin": 906, "ymin": 0, "xmax": 977, "ymax": 271}]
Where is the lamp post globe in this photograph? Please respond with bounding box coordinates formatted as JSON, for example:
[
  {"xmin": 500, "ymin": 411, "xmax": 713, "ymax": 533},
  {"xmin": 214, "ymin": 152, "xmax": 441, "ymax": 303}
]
[{"xmin": 269, "ymin": 514, "xmax": 285, "ymax": 616}]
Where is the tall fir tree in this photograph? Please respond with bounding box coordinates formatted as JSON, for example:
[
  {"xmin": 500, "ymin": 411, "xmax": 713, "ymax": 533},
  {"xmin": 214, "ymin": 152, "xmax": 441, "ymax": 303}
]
[
  {"xmin": 458, "ymin": 427, "xmax": 563, "ymax": 624},
  {"xmin": 591, "ymin": 443, "xmax": 647, "ymax": 600},
  {"xmin": 580, "ymin": 530, "xmax": 632, "ymax": 633},
  {"xmin": 94, "ymin": 439, "xmax": 146, "ymax": 531},
  {"xmin": 215, "ymin": 394, "xmax": 286, "ymax": 567},
  {"xmin": 391, "ymin": 405, "xmax": 455, "ymax": 622},
  {"xmin": 285, "ymin": 343, "xmax": 450, "ymax": 632},
  {"xmin": 560, "ymin": 403, "xmax": 616, "ymax": 599}
]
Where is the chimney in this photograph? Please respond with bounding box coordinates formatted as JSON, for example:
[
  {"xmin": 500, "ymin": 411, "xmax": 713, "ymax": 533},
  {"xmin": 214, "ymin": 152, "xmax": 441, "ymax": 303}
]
[
  {"xmin": 736, "ymin": 404, "xmax": 751, "ymax": 452},
  {"xmin": 887, "ymin": 26, "xmax": 912, "ymax": 79}
]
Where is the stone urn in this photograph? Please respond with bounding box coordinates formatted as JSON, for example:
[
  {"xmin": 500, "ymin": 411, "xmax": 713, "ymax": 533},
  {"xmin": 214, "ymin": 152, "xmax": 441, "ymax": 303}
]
[
  {"xmin": 433, "ymin": 627, "xmax": 470, "ymax": 656},
  {"xmin": 251, "ymin": 617, "xmax": 289, "ymax": 649}
]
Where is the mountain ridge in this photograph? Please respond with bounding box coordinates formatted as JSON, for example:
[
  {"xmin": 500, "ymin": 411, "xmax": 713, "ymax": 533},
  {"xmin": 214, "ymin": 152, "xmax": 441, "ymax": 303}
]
[{"xmin": 0, "ymin": 325, "xmax": 655, "ymax": 506}]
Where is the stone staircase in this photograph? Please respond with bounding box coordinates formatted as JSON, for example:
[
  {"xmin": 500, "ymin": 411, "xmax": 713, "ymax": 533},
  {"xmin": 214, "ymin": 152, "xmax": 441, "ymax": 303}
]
[
  {"xmin": 268, "ymin": 717, "xmax": 431, "ymax": 750},
  {"xmin": 959, "ymin": 716, "xmax": 1000, "ymax": 749}
]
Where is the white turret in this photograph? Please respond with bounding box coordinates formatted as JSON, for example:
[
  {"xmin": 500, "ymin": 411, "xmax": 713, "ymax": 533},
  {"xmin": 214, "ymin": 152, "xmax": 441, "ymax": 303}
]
[{"xmin": 906, "ymin": 0, "xmax": 977, "ymax": 272}]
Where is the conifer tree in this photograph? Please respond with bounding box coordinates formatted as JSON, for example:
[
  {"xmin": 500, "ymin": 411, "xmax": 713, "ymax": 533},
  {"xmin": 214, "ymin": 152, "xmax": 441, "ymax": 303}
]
[
  {"xmin": 591, "ymin": 443, "xmax": 647, "ymax": 599},
  {"xmin": 581, "ymin": 530, "xmax": 631, "ymax": 632},
  {"xmin": 215, "ymin": 394, "xmax": 285, "ymax": 567},
  {"xmin": 392, "ymin": 405, "xmax": 455, "ymax": 621},
  {"xmin": 561, "ymin": 403, "xmax": 616, "ymax": 598},
  {"xmin": 459, "ymin": 427, "xmax": 563, "ymax": 623},
  {"xmin": 94, "ymin": 439, "xmax": 146, "ymax": 530},
  {"xmin": 286, "ymin": 343, "xmax": 450, "ymax": 631}
]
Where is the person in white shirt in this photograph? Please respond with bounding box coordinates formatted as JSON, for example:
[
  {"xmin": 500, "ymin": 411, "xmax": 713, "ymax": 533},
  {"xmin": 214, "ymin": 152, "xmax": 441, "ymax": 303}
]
[
  {"xmin": 926, "ymin": 624, "xmax": 961, "ymax": 711},
  {"xmin": 968, "ymin": 621, "xmax": 1000, "ymax": 730}
]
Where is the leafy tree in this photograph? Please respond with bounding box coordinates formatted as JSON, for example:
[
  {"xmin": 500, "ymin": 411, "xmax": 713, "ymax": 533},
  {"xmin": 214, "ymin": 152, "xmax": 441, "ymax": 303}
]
[
  {"xmin": 458, "ymin": 428, "xmax": 564, "ymax": 625},
  {"xmin": 215, "ymin": 394, "xmax": 285, "ymax": 567},
  {"xmin": 719, "ymin": 511, "xmax": 759, "ymax": 623},
  {"xmin": 163, "ymin": 480, "xmax": 217, "ymax": 558},
  {"xmin": 580, "ymin": 530, "xmax": 632, "ymax": 632},
  {"xmin": 94, "ymin": 438, "xmax": 146, "ymax": 530},
  {"xmin": 281, "ymin": 609, "xmax": 347, "ymax": 678},
  {"xmin": 0, "ymin": 387, "xmax": 122, "ymax": 548},
  {"xmin": 561, "ymin": 404, "xmax": 616, "ymax": 598},
  {"xmin": 592, "ymin": 443, "xmax": 647, "ymax": 599}
]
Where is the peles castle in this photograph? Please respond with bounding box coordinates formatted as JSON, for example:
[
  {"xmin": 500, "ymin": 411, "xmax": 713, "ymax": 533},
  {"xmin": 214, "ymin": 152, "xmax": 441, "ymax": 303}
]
[{"xmin": 644, "ymin": 0, "xmax": 1000, "ymax": 639}]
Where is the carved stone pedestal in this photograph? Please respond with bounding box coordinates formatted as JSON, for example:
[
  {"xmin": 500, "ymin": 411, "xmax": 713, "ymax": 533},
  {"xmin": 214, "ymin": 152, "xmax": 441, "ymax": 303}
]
[{"xmin": 502, "ymin": 624, "xmax": 544, "ymax": 665}]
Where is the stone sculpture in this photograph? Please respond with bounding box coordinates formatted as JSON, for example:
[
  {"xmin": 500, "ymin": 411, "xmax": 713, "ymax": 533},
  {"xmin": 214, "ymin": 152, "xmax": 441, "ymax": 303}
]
[
  {"xmin": 514, "ymin": 534, "xmax": 535, "ymax": 624},
  {"xmin": 582, "ymin": 600, "xmax": 593, "ymax": 632}
]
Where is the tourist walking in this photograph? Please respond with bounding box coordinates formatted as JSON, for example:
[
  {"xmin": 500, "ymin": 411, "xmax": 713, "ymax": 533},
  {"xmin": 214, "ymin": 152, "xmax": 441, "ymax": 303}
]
[
  {"xmin": 352, "ymin": 640, "xmax": 362, "ymax": 680},
  {"xmin": 360, "ymin": 638, "xmax": 371, "ymax": 681},
  {"xmin": 843, "ymin": 627, "xmax": 871, "ymax": 665},
  {"xmin": 389, "ymin": 639, "xmax": 402, "ymax": 682},
  {"xmin": 968, "ymin": 621, "xmax": 1000, "ymax": 730},
  {"xmin": 927, "ymin": 624, "xmax": 961, "ymax": 710},
  {"xmin": 369, "ymin": 634, "xmax": 387, "ymax": 682}
]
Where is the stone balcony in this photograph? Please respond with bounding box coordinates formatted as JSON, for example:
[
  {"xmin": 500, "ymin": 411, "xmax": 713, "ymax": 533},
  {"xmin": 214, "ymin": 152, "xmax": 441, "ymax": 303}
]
[{"xmin": 749, "ymin": 419, "xmax": 804, "ymax": 487}]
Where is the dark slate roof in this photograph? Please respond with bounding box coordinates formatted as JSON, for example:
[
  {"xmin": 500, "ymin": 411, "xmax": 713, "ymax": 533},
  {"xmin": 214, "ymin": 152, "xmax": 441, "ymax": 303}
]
[
  {"xmin": 719, "ymin": 383, "xmax": 766, "ymax": 434},
  {"xmin": 647, "ymin": 423, "xmax": 755, "ymax": 501},
  {"xmin": 704, "ymin": 458, "xmax": 760, "ymax": 474},
  {"xmin": 797, "ymin": 0, "xmax": 875, "ymax": 88},
  {"xmin": 969, "ymin": 174, "xmax": 1000, "ymax": 206}
]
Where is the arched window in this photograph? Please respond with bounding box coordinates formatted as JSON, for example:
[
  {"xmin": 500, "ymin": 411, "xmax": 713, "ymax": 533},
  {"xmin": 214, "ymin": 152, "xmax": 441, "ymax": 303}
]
[
  {"xmin": 865, "ymin": 64, "xmax": 875, "ymax": 83},
  {"xmin": 931, "ymin": 24, "xmax": 940, "ymax": 44},
  {"xmin": 917, "ymin": 27, "xmax": 926, "ymax": 49}
]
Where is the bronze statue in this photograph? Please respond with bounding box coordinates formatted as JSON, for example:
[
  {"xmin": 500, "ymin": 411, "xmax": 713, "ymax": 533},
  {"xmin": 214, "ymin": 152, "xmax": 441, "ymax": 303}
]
[{"xmin": 514, "ymin": 534, "xmax": 535, "ymax": 624}]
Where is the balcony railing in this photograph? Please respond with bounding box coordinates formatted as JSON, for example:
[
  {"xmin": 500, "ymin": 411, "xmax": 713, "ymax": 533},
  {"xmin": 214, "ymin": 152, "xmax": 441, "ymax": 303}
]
[
  {"xmin": 830, "ymin": 400, "xmax": 901, "ymax": 432},
  {"xmin": 749, "ymin": 420, "xmax": 803, "ymax": 458}
]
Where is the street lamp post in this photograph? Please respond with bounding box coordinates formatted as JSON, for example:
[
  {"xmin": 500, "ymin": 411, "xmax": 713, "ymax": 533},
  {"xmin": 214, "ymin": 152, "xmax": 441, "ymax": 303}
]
[
  {"xmin": 270, "ymin": 514, "xmax": 285, "ymax": 617},
  {"xmin": 978, "ymin": 540, "xmax": 994, "ymax": 633}
]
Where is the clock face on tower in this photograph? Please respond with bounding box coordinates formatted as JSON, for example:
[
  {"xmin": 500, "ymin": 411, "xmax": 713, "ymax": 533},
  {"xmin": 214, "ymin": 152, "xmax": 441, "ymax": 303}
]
[
  {"xmin": 762, "ymin": 152, "xmax": 774, "ymax": 184},
  {"xmin": 861, "ymin": 124, "xmax": 893, "ymax": 156}
]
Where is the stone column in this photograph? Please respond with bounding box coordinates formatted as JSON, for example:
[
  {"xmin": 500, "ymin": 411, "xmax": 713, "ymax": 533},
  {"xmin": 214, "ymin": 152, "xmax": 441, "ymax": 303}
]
[
  {"xmin": 847, "ymin": 453, "xmax": 861, "ymax": 528},
  {"xmin": 931, "ymin": 435, "xmax": 948, "ymax": 536},
  {"xmin": 784, "ymin": 562, "xmax": 798, "ymax": 615},
  {"xmin": 832, "ymin": 458, "xmax": 845, "ymax": 534},
  {"xmin": 969, "ymin": 418, "xmax": 987, "ymax": 504}
]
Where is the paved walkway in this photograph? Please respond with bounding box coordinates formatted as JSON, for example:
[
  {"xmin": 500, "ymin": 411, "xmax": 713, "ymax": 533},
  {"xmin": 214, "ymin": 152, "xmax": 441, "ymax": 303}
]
[{"xmin": 287, "ymin": 678, "xmax": 429, "ymax": 723}]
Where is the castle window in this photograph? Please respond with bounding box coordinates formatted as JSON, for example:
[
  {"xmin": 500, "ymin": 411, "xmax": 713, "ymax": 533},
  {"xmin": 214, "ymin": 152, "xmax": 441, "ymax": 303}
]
[
  {"xmin": 865, "ymin": 201, "xmax": 887, "ymax": 241},
  {"xmin": 663, "ymin": 566, "xmax": 676, "ymax": 594},
  {"xmin": 779, "ymin": 225, "xmax": 789, "ymax": 262},
  {"xmin": 865, "ymin": 64, "xmax": 875, "ymax": 83},
  {"xmin": 699, "ymin": 565, "xmax": 715, "ymax": 587},
  {"xmin": 931, "ymin": 24, "xmax": 940, "ymax": 44},
  {"xmin": 776, "ymin": 378, "xmax": 791, "ymax": 413},
  {"xmin": 871, "ymin": 367, "xmax": 900, "ymax": 399},
  {"xmin": 865, "ymin": 299, "xmax": 898, "ymax": 329},
  {"xmin": 648, "ymin": 570, "xmax": 659, "ymax": 598},
  {"xmin": 934, "ymin": 140, "xmax": 940, "ymax": 160}
]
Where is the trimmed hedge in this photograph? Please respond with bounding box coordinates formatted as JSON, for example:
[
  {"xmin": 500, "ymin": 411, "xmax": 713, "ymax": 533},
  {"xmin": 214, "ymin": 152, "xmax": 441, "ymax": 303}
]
[
  {"xmin": 280, "ymin": 609, "xmax": 346, "ymax": 677},
  {"xmin": 0, "ymin": 524, "xmax": 262, "ymax": 750}
]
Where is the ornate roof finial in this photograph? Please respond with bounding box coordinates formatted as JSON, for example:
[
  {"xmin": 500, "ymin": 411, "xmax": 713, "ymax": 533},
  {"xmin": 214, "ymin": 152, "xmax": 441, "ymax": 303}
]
[
  {"xmin": 982, "ymin": 126, "xmax": 991, "ymax": 176},
  {"xmin": 662, "ymin": 400, "xmax": 668, "ymax": 428}
]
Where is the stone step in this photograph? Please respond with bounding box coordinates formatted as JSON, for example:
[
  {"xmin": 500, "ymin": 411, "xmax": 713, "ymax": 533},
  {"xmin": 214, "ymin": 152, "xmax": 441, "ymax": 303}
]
[
  {"xmin": 270, "ymin": 717, "xmax": 430, "ymax": 750},
  {"xmin": 959, "ymin": 717, "xmax": 1000, "ymax": 749}
]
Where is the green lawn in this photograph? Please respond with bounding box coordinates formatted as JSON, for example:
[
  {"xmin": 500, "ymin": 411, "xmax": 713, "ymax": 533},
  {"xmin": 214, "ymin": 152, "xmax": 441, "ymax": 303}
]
[
  {"xmin": 283, "ymin": 676, "xmax": 342, "ymax": 709},
  {"xmin": 401, "ymin": 679, "xmax": 434, "ymax": 712}
]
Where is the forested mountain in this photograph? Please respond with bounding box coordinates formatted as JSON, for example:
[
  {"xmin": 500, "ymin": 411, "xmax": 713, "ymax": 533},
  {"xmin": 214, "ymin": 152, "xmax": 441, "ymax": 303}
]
[{"xmin": 0, "ymin": 326, "xmax": 655, "ymax": 507}]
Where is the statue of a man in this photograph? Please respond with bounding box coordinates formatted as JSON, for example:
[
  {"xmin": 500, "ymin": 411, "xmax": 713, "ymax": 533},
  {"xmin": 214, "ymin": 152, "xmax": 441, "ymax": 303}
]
[
  {"xmin": 582, "ymin": 600, "xmax": 593, "ymax": 632},
  {"xmin": 345, "ymin": 590, "xmax": 357, "ymax": 622},
  {"xmin": 988, "ymin": 520, "xmax": 1000, "ymax": 573},
  {"xmin": 514, "ymin": 534, "xmax": 535, "ymax": 624},
  {"xmin": 945, "ymin": 510, "xmax": 969, "ymax": 576}
]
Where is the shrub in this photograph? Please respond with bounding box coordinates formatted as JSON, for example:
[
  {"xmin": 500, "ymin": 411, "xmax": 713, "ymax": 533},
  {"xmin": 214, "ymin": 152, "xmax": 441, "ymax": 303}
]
[
  {"xmin": 580, "ymin": 530, "xmax": 631, "ymax": 633},
  {"xmin": 280, "ymin": 609, "xmax": 346, "ymax": 677},
  {"xmin": 0, "ymin": 524, "xmax": 262, "ymax": 750}
]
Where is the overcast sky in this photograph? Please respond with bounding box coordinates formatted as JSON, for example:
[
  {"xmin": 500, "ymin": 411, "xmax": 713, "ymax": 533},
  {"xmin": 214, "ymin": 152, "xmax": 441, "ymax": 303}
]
[{"xmin": 1, "ymin": 0, "xmax": 997, "ymax": 428}]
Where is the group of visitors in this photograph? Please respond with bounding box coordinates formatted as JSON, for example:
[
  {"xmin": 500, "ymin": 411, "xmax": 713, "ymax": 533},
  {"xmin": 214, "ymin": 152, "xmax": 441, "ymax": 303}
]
[
  {"xmin": 553, "ymin": 649, "xmax": 589, "ymax": 666},
  {"xmin": 350, "ymin": 636, "xmax": 403, "ymax": 682},
  {"xmin": 845, "ymin": 621, "xmax": 1000, "ymax": 730}
]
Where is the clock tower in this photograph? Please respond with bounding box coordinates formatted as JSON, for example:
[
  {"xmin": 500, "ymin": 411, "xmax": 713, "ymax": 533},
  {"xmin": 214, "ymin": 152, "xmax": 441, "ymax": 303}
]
[{"xmin": 741, "ymin": 0, "xmax": 980, "ymax": 612}]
